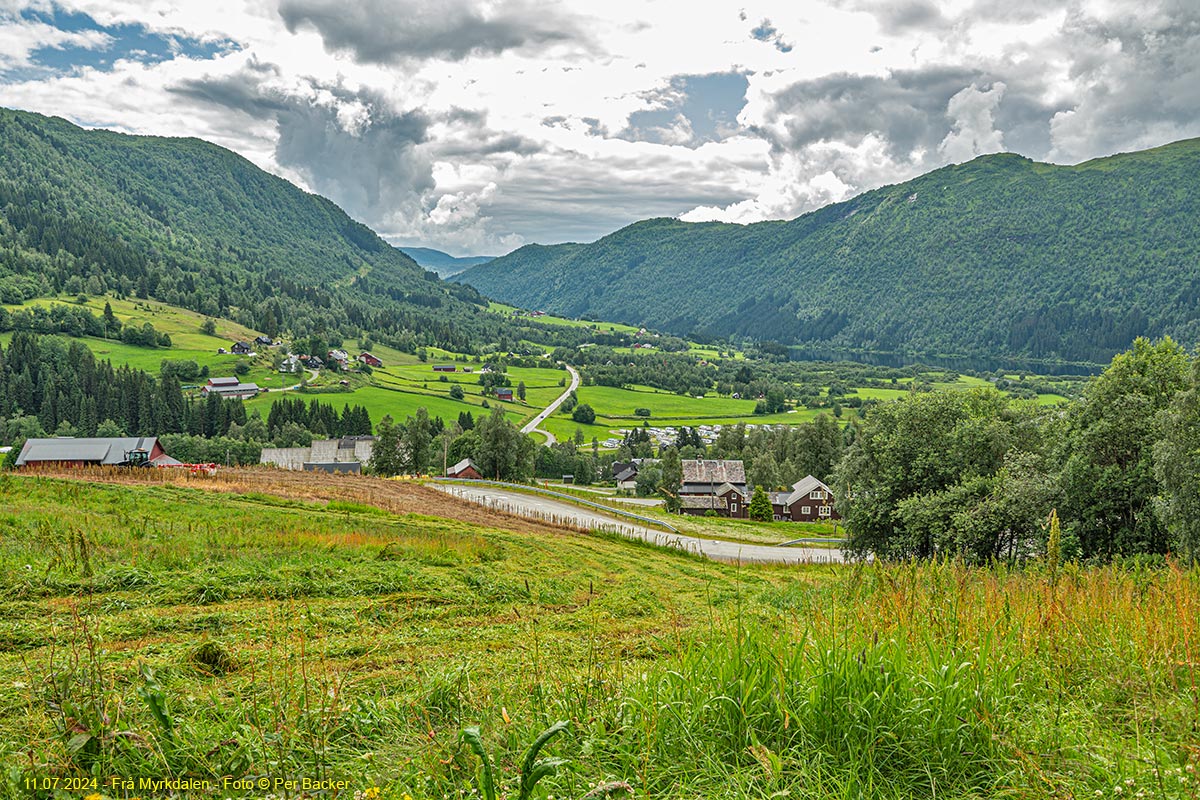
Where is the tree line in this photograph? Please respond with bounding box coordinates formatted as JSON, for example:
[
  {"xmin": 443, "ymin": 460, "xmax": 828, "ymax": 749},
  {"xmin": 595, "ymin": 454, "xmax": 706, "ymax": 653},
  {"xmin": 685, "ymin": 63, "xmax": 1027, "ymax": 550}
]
[
  {"xmin": 0, "ymin": 333, "xmax": 375, "ymax": 467},
  {"xmin": 833, "ymin": 337, "xmax": 1200, "ymax": 564}
]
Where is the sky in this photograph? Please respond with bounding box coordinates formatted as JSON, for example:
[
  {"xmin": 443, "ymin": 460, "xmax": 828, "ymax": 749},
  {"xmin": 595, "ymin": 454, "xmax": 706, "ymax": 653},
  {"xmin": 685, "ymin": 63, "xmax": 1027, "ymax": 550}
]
[{"xmin": 0, "ymin": 1, "xmax": 1198, "ymax": 256}]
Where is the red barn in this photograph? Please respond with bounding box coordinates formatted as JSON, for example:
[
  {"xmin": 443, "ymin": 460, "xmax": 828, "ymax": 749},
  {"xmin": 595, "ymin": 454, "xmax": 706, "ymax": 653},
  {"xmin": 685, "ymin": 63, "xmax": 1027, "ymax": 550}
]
[
  {"xmin": 15, "ymin": 437, "xmax": 180, "ymax": 468},
  {"xmin": 446, "ymin": 458, "xmax": 483, "ymax": 480}
]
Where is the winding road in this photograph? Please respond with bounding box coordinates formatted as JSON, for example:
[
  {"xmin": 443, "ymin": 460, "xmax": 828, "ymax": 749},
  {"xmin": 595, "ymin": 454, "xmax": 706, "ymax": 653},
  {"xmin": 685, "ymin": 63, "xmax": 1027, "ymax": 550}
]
[
  {"xmin": 520, "ymin": 363, "xmax": 581, "ymax": 444},
  {"xmin": 433, "ymin": 482, "xmax": 845, "ymax": 564}
]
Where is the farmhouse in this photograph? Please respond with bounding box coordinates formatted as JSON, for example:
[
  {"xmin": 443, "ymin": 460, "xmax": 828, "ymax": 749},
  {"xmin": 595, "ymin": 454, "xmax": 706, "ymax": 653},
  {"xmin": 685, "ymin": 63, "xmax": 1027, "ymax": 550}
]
[
  {"xmin": 612, "ymin": 458, "xmax": 658, "ymax": 490},
  {"xmin": 231, "ymin": 341, "xmax": 252, "ymax": 355},
  {"xmin": 254, "ymin": 335, "xmax": 274, "ymax": 346},
  {"xmin": 201, "ymin": 377, "xmax": 260, "ymax": 400},
  {"xmin": 328, "ymin": 349, "xmax": 350, "ymax": 366},
  {"xmin": 432, "ymin": 364, "xmax": 456, "ymax": 372},
  {"xmin": 613, "ymin": 463, "xmax": 638, "ymax": 490},
  {"xmin": 678, "ymin": 459, "xmax": 749, "ymax": 518},
  {"xmin": 15, "ymin": 437, "xmax": 181, "ymax": 468},
  {"xmin": 279, "ymin": 354, "xmax": 302, "ymax": 373},
  {"xmin": 768, "ymin": 475, "xmax": 839, "ymax": 522},
  {"xmin": 259, "ymin": 437, "xmax": 375, "ymax": 473},
  {"xmin": 359, "ymin": 352, "xmax": 383, "ymax": 368},
  {"xmin": 446, "ymin": 458, "xmax": 483, "ymax": 479},
  {"xmin": 495, "ymin": 387, "xmax": 514, "ymax": 401}
]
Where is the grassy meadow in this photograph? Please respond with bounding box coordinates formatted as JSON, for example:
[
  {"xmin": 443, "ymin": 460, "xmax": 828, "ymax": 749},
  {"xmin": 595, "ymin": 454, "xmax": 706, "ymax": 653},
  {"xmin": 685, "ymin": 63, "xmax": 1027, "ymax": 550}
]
[{"xmin": 0, "ymin": 470, "xmax": 1196, "ymax": 799}]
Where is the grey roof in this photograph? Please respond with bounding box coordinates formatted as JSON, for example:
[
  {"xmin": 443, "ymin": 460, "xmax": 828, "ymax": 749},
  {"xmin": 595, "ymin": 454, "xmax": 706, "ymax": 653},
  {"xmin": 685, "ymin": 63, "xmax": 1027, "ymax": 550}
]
[
  {"xmin": 714, "ymin": 482, "xmax": 747, "ymax": 499},
  {"xmin": 681, "ymin": 459, "xmax": 746, "ymax": 486},
  {"xmin": 784, "ymin": 475, "xmax": 833, "ymax": 506},
  {"xmin": 680, "ymin": 495, "xmax": 728, "ymax": 510},
  {"xmin": 17, "ymin": 437, "xmax": 161, "ymax": 466},
  {"xmin": 614, "ymin": 467, "xmax": 638, "ymax": 483},
  {"xmin": 204, "ymin": 382, "xmax": 259, "ymax": 395},
  {"xmin": 448, "ymin": 457, "xmax": 479, "ymax": 476},
  {"xmin": 209, "ymin": 377, "xmax": 240, "ymax": 386}
]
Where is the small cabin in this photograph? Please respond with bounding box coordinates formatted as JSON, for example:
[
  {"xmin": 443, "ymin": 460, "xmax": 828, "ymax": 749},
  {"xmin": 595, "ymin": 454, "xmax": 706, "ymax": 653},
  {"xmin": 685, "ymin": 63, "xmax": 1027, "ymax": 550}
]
[{"xmin": 447, "ymin": 458, "xmax": 482, "ymax": 480}]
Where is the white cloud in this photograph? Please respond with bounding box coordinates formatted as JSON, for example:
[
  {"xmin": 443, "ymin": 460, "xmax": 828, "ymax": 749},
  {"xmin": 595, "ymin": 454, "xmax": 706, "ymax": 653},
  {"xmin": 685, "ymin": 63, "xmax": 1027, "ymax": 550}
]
[
  {"xmin": 939, "ymin": 81, "xmax": 1006, "ymax": 162},
  {"xmin": 0, "ymin": 15, "xmax": 111, "ymax": 70},
  {"xmin": 0, "ymin": 0, "xmax": 1196, "ymax": 251}
]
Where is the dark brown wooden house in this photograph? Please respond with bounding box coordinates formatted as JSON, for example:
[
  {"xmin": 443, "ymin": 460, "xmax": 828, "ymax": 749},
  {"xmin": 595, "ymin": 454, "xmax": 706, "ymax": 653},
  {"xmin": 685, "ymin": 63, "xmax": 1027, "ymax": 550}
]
[{"xmin": 768, "ymin": 476, "xmax": 838, "ymax": 522}]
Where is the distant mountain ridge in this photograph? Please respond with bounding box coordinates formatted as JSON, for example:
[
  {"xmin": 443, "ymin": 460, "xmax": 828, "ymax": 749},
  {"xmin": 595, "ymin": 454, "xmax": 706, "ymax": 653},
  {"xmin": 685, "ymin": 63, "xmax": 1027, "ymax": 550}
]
[
  {"xmin": 399, "ymin": 247, "xmax": 495, "ymax": 277},
  {"xmin": 457, "ymin": 140, "xmax": 1200, "ymax": 363}
]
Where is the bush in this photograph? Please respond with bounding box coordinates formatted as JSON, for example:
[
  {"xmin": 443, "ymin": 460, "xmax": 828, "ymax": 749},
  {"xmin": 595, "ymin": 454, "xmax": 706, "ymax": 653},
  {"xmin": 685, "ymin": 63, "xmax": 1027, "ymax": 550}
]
[
  {"xmin": 572, "ymin": 404, "xmax": 596, "ymax": 425},
  {"xmin": 634, "ymin": 408, "xmax": 651, "ymax": 417}
]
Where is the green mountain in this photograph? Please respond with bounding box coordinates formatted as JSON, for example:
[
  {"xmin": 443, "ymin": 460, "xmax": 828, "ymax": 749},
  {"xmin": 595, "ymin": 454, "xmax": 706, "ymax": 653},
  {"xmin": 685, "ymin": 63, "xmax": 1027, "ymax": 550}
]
[
  {"xmin": 458, "ymin": 141, "xmax": 1200, "ymax": 363},
  {"xmin": 0, "ymin": 107, "xmax": 492, "ymax": 350},
  {"xmin": 399, "ymin": 247, "xmax": 495, "ymax": 277}
]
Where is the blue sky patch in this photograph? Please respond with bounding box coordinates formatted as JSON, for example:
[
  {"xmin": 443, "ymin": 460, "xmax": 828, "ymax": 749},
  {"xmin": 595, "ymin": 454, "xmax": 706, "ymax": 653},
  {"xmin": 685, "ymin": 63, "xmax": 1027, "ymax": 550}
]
[
  {"xmin": 7, "ymin": 7, "xmax": 236, "ymax": 78},
  {"xmin": 622, "ymin": 71, "xmax": 749, "ymax": 147}
]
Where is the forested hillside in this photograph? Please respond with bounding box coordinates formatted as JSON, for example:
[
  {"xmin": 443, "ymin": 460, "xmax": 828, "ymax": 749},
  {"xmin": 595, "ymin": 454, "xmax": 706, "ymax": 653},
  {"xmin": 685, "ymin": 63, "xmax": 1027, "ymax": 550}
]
[
  {"xmin": 459, "ymin": 141, "xmax": 1200, "ymax": 362},
  {"xmin": 0, "ymin": 108, "xmax": 498, "ymax": 351}
]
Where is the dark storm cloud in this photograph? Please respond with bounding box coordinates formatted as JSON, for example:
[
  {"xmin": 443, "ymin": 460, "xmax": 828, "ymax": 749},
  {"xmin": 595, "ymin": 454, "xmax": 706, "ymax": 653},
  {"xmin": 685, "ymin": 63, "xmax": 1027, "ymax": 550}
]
[
  {"xmin": 760, "ymin": 67, "xmax": 980, "ymax": 155},
  {"xmin": 1046, "ymin": 1, "xmax": 1200, "ymax": 160},
  {"xmin": 276, "ymin": 0, "xmax": 587, "ymax": 63},
  {"xmin": 172, "ymin": 63, "xmax": 434, "ymax": 226},
  {"xmin": 759, "ymin": 64, "xmax": 1067, "ymax": 164},
  {"xmin": 831, "ymin": 0, "xmax": 948, "ymax": 32}
]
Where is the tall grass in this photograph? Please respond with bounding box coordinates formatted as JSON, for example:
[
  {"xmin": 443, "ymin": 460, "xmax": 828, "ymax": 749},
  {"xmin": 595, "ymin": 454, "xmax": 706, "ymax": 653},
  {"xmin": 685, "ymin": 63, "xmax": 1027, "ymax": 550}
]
[{"xmin": 0, "ymin": 475, "xmax": 1197, "ymax": 798}]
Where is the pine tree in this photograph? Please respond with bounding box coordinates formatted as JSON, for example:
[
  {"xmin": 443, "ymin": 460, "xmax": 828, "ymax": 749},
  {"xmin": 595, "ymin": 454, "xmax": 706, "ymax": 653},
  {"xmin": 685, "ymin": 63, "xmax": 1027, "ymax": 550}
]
[
  {"xmin": 102, "ymin": 301, "xmax": 119, "ymax": 338},
  {"xmin": 749, "ymin": 485, "xmax": 773, "ymax": 522}
]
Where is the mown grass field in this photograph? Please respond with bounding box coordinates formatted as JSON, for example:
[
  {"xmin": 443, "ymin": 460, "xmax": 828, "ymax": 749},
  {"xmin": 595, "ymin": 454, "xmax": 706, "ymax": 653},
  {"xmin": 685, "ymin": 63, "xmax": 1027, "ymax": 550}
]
[{"xmin": 0, "ymin": 469, "xmax": 1196, "ymax": 799}]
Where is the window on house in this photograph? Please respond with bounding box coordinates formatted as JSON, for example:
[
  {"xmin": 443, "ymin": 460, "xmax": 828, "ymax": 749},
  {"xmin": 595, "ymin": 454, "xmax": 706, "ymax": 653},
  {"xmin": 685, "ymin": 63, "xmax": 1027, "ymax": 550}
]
[
  {"xmin": 810, "ymin": 490, "xmax": 824, "ymax": 499},
  {"xmin": 801, "ymin": 506, "xmax": 811, "ymax": 515},
  {"xmin": 819, "ymin": 506, "xmax": 831, "ymax": 517},
  {"xmin": 730, "ymin": 503, "xmax": 738, "ymax": 513}
]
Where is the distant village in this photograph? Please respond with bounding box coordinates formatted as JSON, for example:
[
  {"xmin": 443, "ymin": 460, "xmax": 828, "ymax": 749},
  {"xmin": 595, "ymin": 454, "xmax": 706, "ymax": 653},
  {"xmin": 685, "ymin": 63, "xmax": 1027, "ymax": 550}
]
[{"xmin": 6, "ymin": 332, "xmax": 838, "ymax": 524}]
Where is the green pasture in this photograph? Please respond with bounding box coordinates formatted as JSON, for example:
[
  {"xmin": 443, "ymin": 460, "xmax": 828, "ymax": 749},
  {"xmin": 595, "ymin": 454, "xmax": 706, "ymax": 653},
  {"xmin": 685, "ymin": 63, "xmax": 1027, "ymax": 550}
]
[{"xmin": 0, "ymin": 474, "xmax": 1194, "ymax": 799}]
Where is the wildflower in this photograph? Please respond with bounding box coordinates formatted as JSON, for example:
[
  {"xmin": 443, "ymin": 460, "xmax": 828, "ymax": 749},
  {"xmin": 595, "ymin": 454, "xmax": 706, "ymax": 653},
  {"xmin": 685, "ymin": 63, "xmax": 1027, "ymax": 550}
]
[
  {"xmin": 84, "ymin": 794, "xmax": 102, "ymax": 800},
  {"xmin": 1125, "ymin": 778, "xmax": 1135, "ymax": 786},
  {"xmin": 364, "ymin": 788, "xmax": 381, "ymax": 800},
  {"xmin": 1113, "ymin": 786, "xmax": 1123, "ymax": 795}
]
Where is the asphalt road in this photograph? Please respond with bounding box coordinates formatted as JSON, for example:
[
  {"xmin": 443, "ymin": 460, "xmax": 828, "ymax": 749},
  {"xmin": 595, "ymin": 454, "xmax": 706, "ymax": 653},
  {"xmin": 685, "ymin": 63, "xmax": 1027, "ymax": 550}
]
[
  {"xmin": 433, "ymin": 483, "xmax": 845, "ymax": 565},
  {"xmin": 520, "ymin": 364, "xmax": 581, "ymax": 444}
]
